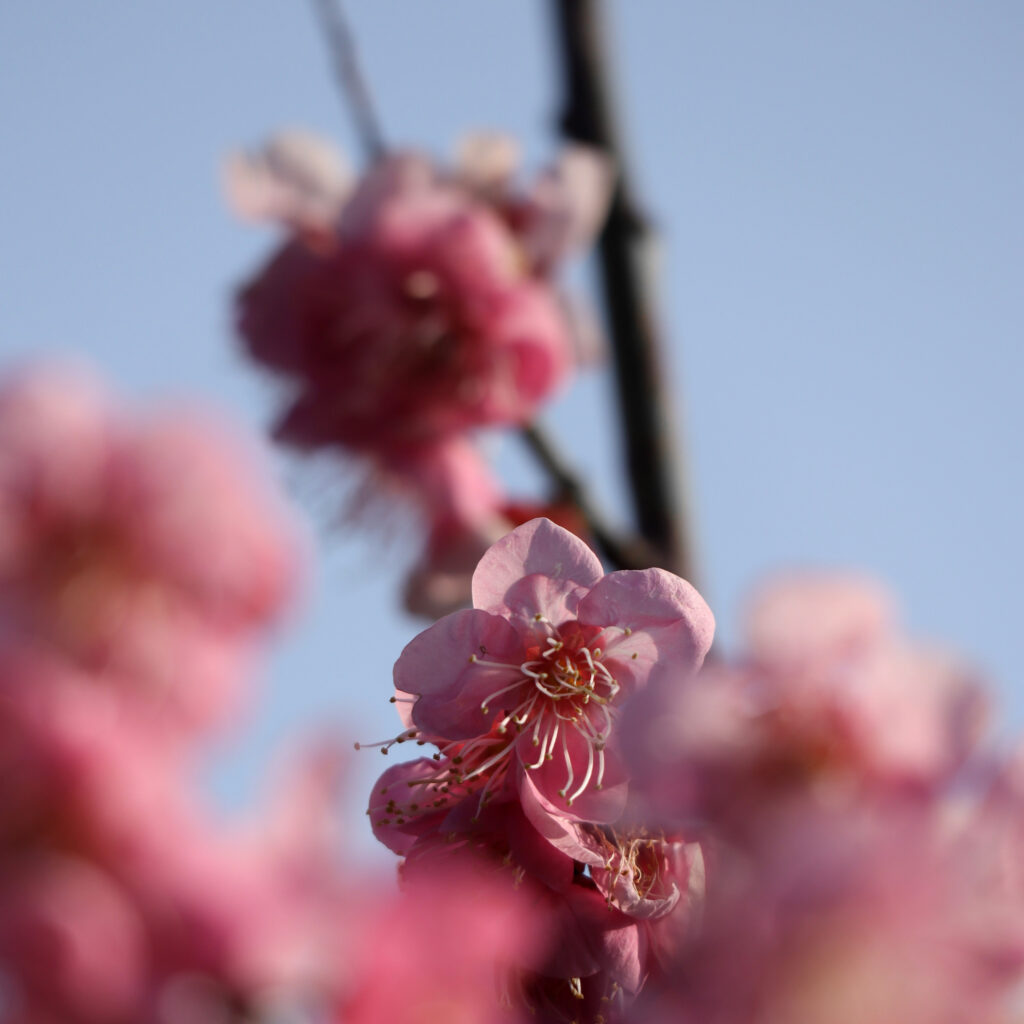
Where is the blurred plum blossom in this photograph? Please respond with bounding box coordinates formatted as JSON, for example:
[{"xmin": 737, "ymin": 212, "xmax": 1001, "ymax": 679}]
[
  {"xmin": 619, "ymin": 574, "xmax": 1024, "ymax": 1024},
  {"xmin": 0, "ymin": 364, "xmax": 541, "ymax": 1024},
  {"xmin": 0, "ymin": 364, "xmax": 300, "ymax": 733},
  {"xmin": 227, "ymin": 130, "xmax": 613, "ymax": 616}
]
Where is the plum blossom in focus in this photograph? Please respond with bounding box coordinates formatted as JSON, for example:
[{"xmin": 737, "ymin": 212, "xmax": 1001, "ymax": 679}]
[
  {"xmin": 367, "ymin": 518, "xmax": 711, "ymax": 1018},
  {"xmin": 388, "ymin": 518, "xmax": 713, "ymax": 826}
]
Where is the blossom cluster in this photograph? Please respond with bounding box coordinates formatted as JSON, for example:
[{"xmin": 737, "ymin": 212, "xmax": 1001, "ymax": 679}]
[
  {"xmin": 0, "ymin": 366, "xmax": 532, "ymax": 1024},
  {"xmin": 368, "ymin": 517, "xmax": 714, "ymax": 1018},
  {"xmin": 228, "ymin": 131, "xmax": 612, "ymax": 617},
  {"xmin": 372, "ymin": 521, "xmax": 1024, "ymax": 1023},
  {"xmin": 618, "ymin": 575, "xmax": 1024, "ymax": 1023},
  {"xmin": 0, "ymin": 364, "xmax": 338, "ymax": 1021}
]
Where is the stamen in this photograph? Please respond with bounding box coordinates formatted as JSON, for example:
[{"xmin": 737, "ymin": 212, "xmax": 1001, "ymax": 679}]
[
  {"xmin": 470, "ymin": 654, "xmax": 522, "ymax": 671},
  {"xmin": 459, "ymin": 739, "xmax": 517, "ymax": 783},
  {"xmin": 567, "ymin": 730, "xmax": 596, "ymax": 805},
  {"xmin": 497, "ymin": 691, "xmax": 539, "ymax": 733},
  {"xmin": 479, "ymin": 678, "xmax": 527, "ymax": 714},
  {"xmin": 473, "ymin": 762, "xmax": 508, "ymax": 818},
  {"xmin": 353, "ymin": 727, "xmax": 417, "ymax": 754},
  {"xmin": 526, "ymin": 716, "xmax": 557, "ymax": 769},
  {"xmin": 558, "ymin": 730, "xmax": 575, "ymax": 798},
  {"xmin": 532, "ymin": 676, "xmax": 570, "ymax": 700}
]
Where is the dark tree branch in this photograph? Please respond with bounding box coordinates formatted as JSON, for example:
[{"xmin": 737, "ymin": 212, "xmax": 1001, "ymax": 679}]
[
  {"xmin": 549, "ymin": 0, "xmax": 699, "ymax": 584},
  {"xmin": 309, "ymin": 0, "xmax": 386, "ymax": 163},
  {"xmin": 520, "ymin": 423, "xmax": 656, "ymax": 571}
]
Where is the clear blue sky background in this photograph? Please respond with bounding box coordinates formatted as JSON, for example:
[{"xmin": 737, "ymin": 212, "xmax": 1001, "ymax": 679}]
[{"xmin": 2, "ymin": 3, "xmax": 1022, "ymax": 859}]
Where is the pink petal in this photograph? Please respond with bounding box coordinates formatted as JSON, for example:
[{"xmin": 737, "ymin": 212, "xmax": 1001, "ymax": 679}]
[
  {"xmin": 579, "ymin": 568, "xmax": 714, "ymax": 675},
  {"xmin": 454, "ymin": 132, "xmax": 522, "ymax": 198},
  {"xmin": 223, "ymin": 130, "xmax": 352, "ymax": 229},
  {"xmin": 440, "ymin": 797, "xmax": 576, "ymax": 894},
  {"xmin": 368, "ymin": 759, "xmax": 452, "ymax": 856},
  {"xmin": 471, "ymin": 518, "xmax": 603, "ymax": 616},
  {"xmin": 395, "ymin": 608, "xmax": 523, "ymax": 739},
  {"xmin": 744, "ymin": 572, "xmax": 893, "ymax": 670},
  {"xmin": 486, "ymin": 283, "xmax": 574, "ymax": 415},
  {"xmin": 338, "ymin": 151, "xmax": 444, "ymax": 239},
  {"xmin": 516, "ymin": 782, "xmax": 607, "ymax": 868},
  {"xmin": 545, "ymin": 885, "xmax": 644, "ymax": 992},
  {"xmin": 518, "ymin": 731, "xmax": 629, "ymax": 826},
  {"xmin": 0, "ymin": 854, "xmax": 147, "ymax": 1020},
  {"xmin": 498, "ymin": 574, "xmax": 590, "ymax": 632},
  {"xmin": 520, "ymin": 145, "xmax": 615, "ymax": 270}
]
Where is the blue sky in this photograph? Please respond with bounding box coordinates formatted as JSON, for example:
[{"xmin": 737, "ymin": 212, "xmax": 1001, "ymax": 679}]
[{"xmin": 2, "ymin": 3, "xmax": 1022, "ymax": 858}]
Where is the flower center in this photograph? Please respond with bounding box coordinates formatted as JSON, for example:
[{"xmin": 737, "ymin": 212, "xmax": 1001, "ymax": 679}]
[{"xmin": 473, "ymin": 617, "xmax": 626, "ymax": 807}]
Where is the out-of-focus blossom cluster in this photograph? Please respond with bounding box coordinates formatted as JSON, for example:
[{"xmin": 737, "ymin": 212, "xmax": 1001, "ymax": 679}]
[
  {"xmin": 0, "ymin": 363, "xmax": 343, "ymax": 1022},
  {"xmin": 226, "ymin": 131, "xmax": 612, "ymax": 617},
  {"xmin": 372, "ymin": 520, "xmax": 1024, "ymax": 1023},
  {"xmin": 0, "ymin": 365, "xmax": 534, "ymax": 1024},
  {"xmin": 618, "ymin": 574, "xmax": 1024, "ymax": 1024}
]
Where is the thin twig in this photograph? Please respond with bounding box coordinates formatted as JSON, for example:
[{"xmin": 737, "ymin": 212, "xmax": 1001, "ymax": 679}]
[
  {"xmin": 308, "ymin": 0, "xmax": 386, "ymax": 163},
  {"xmin": 521, "ymin": 423, "xmax": 656, "ymax": 571},
  {"xmin": 549, "ymin": 0, "xmax": 699, "ymax": 585}
]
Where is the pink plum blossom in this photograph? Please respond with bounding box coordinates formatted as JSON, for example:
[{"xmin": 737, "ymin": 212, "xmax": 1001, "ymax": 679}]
[
  {"xmin": 742, "ymin": 573, "xmax": 986, "ymax": 785},
  {"xmin": 391, "ymin": 518, "xmax": 713, "ymax": 829},
  {"xmin": 623, "ymin": 574, "xmax": 985, "ymax": 832},
  {"xmin": 631, "ymin": 801, "xmax": 1024, "ymax": 1024},
  {"xmin": 0, "ymin": 365, "xmax": 300, "ymax": 729},
  {"xmin": 236, "ymin": 150, "xmax": 574, "ymax": 461}
]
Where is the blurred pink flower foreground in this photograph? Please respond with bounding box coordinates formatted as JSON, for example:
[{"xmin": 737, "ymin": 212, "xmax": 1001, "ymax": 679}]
[{"xmin": 0, "ymin": 364, "xmax": 299, "ymax": 729}]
